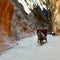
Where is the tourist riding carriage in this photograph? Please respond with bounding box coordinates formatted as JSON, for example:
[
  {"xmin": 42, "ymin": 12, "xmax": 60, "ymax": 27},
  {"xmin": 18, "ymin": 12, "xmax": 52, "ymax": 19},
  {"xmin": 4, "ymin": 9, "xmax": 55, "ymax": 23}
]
[{"xmin": 37, "ymin": 28, "xmax": 47, "ymax": 44}]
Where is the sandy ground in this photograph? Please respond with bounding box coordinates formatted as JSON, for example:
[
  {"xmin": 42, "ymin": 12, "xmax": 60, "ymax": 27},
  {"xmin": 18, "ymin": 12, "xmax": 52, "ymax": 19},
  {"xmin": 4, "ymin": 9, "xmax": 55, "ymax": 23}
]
[
  {"xmin": 0, "ymin": 30, "xmax": 17, "ymax": 54},
  {"xmin": 0, "ymin": 34, "xmax": 60, "ymax": 60}
]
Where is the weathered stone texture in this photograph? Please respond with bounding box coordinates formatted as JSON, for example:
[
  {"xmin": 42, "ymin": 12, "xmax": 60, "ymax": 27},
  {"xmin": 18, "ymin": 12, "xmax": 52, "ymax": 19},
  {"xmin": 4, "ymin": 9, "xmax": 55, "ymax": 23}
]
[
  {"xmin": 0, "ymin": 0, "xmax": 14, "ymax": 36},
  {"xmin": 51, "ymin": 0, "xmax": 60, "ymax": 35}
]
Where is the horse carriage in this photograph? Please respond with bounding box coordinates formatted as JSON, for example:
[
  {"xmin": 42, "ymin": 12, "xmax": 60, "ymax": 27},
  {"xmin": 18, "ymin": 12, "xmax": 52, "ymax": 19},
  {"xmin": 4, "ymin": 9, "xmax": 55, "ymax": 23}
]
[{"xmin": 37, "ymin": 28, "xmax": 47, "ymax": 44}]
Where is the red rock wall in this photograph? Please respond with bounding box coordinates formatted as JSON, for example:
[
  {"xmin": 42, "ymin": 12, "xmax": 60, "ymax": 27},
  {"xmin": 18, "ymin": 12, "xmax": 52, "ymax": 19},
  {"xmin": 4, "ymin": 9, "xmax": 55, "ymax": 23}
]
[{"xmin": 0, "ymin": 0, "xmax": 14, "ymax": 36}]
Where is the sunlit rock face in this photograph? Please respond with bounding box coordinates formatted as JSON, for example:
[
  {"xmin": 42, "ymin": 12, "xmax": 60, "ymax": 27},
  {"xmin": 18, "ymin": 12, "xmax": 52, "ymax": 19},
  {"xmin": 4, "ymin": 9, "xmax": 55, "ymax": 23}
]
[
  {"xmin": 51, "ymin": 0, "xmax": 60, "ymax": 35},
  {"xmin": 0, "ymin": 0, "xmax": 14, "ymax": 36},
  {"xmin": 18, "ymin": 0, "xmax": 47, "ymax": 14},
  {"xmin": 17, "ymin": 0, "xmax": 49, "ymax": 27}
]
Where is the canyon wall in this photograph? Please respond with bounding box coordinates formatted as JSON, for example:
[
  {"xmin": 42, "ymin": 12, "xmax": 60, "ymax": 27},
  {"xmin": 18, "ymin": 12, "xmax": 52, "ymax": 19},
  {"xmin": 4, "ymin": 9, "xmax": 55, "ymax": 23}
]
[
  {"xmin": 0, "ymin": 0, "xmax": 14, "ymax": 36},
  {"xmin": 50, "ymin": 0, "xmax": 60, "ymax": 35},
  {"xmin": 0, "ymin": 0, "xmax": 17, "ymax": 53}
]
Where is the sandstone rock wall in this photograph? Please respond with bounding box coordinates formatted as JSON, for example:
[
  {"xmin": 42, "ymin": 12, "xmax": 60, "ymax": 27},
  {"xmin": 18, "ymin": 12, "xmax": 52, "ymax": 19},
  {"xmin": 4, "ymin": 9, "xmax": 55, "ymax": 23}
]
[
  {"xmin": 50, "ymin": 0, "xmax": 60, "ymax": 35},
  {"xmin": 0, "ymin": 0, "xmax": 18, "ymax": 54},
  {"xmin": 0, "ymin": 0, "xmax": 14, "ymax": 36}
]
